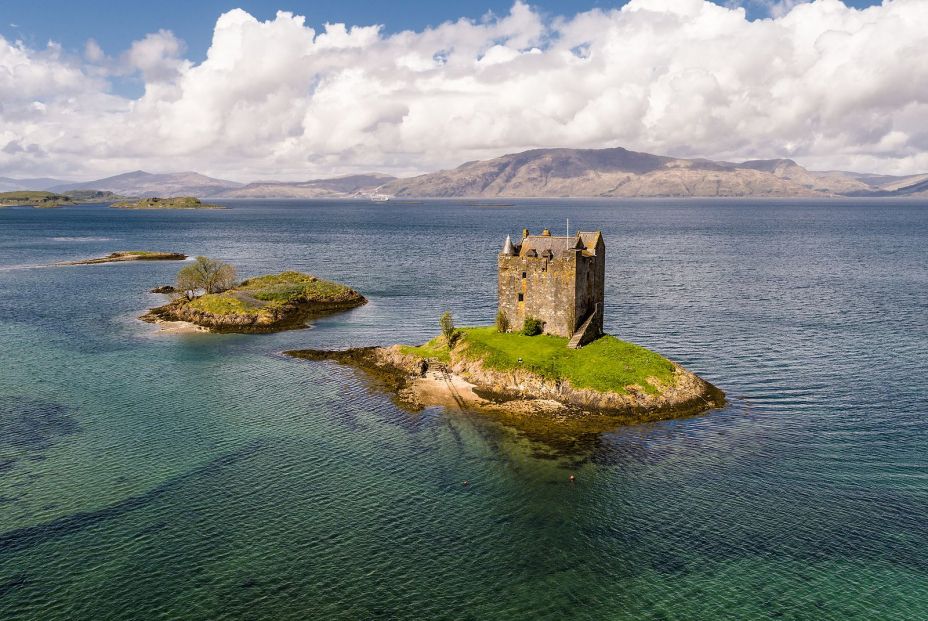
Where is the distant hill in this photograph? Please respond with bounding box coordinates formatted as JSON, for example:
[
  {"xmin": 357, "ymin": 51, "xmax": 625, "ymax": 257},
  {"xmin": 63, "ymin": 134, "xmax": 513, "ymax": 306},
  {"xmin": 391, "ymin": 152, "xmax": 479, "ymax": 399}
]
[
  {"xmin": 50, "ymin": 171, "xmax": 243, "ymax": 198},
  {"xmin": 215, "ymin": 173, "xmax": 396, "ymax": 198},
  {"xmin": 379, "ymin": 147, "xmax": 928, "ymax": 198},
  {"xmin": 11, "ymin": 148, "xmax": 927, "ymax": 200},
  {"xmin": 0, "ymin": 176, "xmax": 71, "ymax": 192}
]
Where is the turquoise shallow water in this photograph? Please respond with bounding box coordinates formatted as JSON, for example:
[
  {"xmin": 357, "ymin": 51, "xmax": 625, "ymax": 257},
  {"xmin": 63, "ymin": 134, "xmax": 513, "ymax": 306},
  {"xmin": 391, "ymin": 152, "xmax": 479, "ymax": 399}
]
[{"xmin": 0, "ymin": 199, "xmax": 926, "ymax": 620}]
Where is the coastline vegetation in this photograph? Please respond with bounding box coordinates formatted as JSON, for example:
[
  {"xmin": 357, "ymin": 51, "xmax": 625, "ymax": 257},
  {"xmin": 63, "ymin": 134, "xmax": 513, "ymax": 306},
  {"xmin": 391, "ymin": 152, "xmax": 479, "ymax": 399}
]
[
  {"xmin": 1, "ymin": 190, "xmax": 127, "ymax": 207},
  {"xmin": 111, "ymin": 196, "xmax": 224, "ymax": 210},
  {"xmin": 145, "ymin": 266, "xmax": 366, "ymax": 332},
  {"xmin": 400, "ymin": 326, "xmax": 676, "ymax": 395},
  {"xmin": 0, "ymin": 191, "xmax": 74, "ymax": 208}
]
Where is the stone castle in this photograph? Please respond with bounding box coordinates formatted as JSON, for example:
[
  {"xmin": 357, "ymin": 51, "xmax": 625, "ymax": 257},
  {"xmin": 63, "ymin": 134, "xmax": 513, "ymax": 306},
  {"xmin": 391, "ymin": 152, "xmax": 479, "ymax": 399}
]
[{"xmin": 498, "ymin": 227, "xmax": 605, "ymax": 348}]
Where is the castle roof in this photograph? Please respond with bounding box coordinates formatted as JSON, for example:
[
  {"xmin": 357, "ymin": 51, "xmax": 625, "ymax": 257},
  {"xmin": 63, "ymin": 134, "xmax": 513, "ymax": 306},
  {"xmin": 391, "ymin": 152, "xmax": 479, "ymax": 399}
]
[
  {"xmin": 518, "ymin": 231, "xmax": 602, "ymax": 257},
  {"xmin": 501, "ymin": 235, "xmax": 515, "ymax": 256}
]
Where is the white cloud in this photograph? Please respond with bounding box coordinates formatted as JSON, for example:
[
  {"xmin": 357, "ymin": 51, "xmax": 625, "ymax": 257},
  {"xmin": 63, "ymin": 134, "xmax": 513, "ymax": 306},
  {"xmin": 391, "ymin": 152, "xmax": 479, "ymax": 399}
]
[
  {"xmin": 1, "ymin": 0, "xmax": 927, "ymax": 180},
  {"xmin": 84, "ymin": 38, "xmax": 105, "ymax": 63},
  {"xmin": 124, "ymin": 29, "xmax": 188, "ymax": 82}
]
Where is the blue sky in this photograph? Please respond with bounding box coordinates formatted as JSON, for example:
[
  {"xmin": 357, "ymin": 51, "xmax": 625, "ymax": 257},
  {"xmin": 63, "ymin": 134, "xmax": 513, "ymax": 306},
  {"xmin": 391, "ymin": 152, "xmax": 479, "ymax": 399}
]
[
  {"xmin": 3, "ymin": 0, "xmax": 883, "ymax": 62},
  {"xmin": 2, "ymin": 0, "xmax": 922, "ymax": 180}
]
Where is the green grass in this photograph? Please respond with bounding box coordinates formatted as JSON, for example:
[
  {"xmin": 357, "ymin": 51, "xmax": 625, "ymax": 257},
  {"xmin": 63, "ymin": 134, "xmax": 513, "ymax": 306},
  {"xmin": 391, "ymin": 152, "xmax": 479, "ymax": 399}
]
[
  {"xmin": 415, "ymin": 326, "xmax": 676, "ymax": 395},
  {"xmin": 238, "ymin": 272, "xmax": 360, "ymax": 304},
  {"xmin": 0, "ymin": 191, "xmax": 72, "ymax": 206},
  {"xmin": 183, "ymin": 272, "xmax": 362, "ymax": 319},
  {"xmin": 187, "ymin": 293, "xmax": 259, "ymax": 316},
  {"xmin": 399, "ymin": 336, "xmax": 452, "ymax": 363}
]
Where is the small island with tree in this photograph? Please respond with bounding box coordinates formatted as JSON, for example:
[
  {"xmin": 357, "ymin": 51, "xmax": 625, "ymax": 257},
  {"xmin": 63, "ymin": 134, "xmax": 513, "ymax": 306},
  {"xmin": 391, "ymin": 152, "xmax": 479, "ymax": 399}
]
[
  {"xmin": 142, "ymin": 256, "xmax": 367, "ymax": 333},
  {"xmin": 111, "ymin": 196, "xmax": 224, "ymax": 210},
  {"xmin": 287, "ymin": 229, "xmax": 725, "ymax": 426}
]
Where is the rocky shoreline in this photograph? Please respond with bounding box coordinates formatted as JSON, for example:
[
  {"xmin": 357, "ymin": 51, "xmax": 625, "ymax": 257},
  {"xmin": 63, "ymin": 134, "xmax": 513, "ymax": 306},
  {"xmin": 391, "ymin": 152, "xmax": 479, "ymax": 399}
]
[
  {"xmin": 60, "ymin": 251, "xmax": 187, "ymax": 266},
  {"xmin": 142, "ymin": 271, "xmax": 367, "ymax": 334},
  {"xmin": 111, "ymin": 197, "xmax": 224, "ymax": 209},
  {"xmin": 142, "ymin": 296, "xmax": 366, "ymax": 333},
  {"xmin": 286, "ymin": 343, "xmax": 725, "ymax": 429}
]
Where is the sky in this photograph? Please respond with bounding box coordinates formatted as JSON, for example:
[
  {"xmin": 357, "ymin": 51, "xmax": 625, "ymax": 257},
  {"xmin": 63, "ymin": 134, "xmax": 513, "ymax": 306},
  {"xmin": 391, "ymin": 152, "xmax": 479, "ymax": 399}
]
[{"xmin": 1, "ymin": 0, "xmax": 925, "ymax": 182}]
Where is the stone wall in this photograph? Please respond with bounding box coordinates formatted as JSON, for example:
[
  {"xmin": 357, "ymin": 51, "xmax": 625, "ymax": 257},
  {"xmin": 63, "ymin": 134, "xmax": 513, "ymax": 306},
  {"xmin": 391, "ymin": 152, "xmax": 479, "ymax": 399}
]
[
  {"xmin": 499, "ymin": 252, "xmax": 579, "ymax": 337},
  {"xmin": 574, "ymin": 237, "xmax": 605, "ymax": 337},
  {"xmin": 498, "ymin": 232, "xmax": 606, "ymax": 339}
]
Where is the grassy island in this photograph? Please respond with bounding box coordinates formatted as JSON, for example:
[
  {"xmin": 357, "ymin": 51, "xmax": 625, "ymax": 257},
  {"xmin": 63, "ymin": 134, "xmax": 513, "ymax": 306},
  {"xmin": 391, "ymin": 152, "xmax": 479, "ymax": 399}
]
[
  {"xmin": 0, "ymin": 190, "xmax": 127, "ymax": 208},
  {"xmin": 144, "ymin": 271, "xmax": 366, "ymax": 333},
  {"xmin": 111, "ymin": 197, "xmax": 224, "ymax": 210},
  {"xmin": 60, "ymin": 251, "xmax": 187, "ymax": 266},
  {"xmin": 0, "ymin": 191, "xmax": 75, "ymax": 208},
  {"xmin": 401, "ymin": 327, "xmax": 676, "ymax": 396},
  {"xmin": 288, "ymin": 325, "xmax": 724, "ymax": 429}
]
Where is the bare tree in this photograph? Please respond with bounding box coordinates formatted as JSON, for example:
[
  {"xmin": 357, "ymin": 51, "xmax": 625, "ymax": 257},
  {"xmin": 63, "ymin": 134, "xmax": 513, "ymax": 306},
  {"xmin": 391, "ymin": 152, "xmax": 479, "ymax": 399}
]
[{"xmin": 176, "ymin": 256, "xmax": 236, "ymax": 299}]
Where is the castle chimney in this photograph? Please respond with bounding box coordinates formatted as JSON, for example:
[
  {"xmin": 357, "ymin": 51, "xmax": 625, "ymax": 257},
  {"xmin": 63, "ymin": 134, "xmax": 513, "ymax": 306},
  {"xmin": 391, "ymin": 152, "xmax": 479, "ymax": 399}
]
[
  {"xmin": 541, "ymin": 228, "xmax": 551, "ymax": 237},
  {"xmin": 522, "ymin": 228, "xmax": 529, "ymax": 239}
]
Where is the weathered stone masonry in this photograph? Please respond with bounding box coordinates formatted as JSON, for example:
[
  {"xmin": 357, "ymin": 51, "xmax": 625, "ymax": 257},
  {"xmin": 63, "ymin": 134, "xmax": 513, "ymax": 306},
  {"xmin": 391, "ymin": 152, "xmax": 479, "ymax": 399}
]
[{"xmin": 498, "ymin": 228, "xmax": 605, "ymax": 346}]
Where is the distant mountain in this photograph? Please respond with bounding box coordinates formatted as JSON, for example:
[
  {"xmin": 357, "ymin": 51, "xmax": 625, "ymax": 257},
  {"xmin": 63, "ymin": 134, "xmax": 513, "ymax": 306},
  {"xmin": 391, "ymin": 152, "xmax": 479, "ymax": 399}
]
[
  {"xmin": 13, "ymin": 149, "xmax": 927, "ymax": 200},
  {"xmin": 0, "ymin": 176, "xmax": 71, "ymax": 192},
  {"xmin": 872, "ymin": 172, "xmax": 928, "ymax": 196},
  {"xmin": 215, "ymin": 173, "xmax": 396, "ymax": 199},
  {"xmin": 814, "ymin": 170, "xmax": 928, "ymax": 196},
  {"xmin": 379, "ymin": 147, "xmax": 925, "ymax": 198},
  {"xmin": 50, "ymin": 171, "xmax": 243, "ymax": 198}
]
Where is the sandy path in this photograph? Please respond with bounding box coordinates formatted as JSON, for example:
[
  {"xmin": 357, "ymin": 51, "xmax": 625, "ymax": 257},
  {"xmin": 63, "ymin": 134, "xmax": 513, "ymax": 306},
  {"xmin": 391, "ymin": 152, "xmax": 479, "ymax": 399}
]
[{"xmin": 409, "ymin": 369, "xmax": 489, "ymax": 410}]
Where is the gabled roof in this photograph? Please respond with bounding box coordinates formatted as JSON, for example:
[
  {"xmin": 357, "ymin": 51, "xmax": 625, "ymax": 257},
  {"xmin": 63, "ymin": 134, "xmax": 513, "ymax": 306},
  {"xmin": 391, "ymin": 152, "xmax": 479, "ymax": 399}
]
[
  {"xmin": 518, "ymin": 231, "xmax": 602, "ymax": 257},
  {"xmin": 578, "ymin": 231, "xmax": 603, "ymax": 251}
]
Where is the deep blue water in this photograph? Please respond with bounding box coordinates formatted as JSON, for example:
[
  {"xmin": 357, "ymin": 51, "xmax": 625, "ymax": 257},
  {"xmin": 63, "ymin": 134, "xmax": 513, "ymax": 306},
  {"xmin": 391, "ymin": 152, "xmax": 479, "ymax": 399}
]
[{"xmin": 0, "ymin": 199, "xmax": 926, "ymax": 620}]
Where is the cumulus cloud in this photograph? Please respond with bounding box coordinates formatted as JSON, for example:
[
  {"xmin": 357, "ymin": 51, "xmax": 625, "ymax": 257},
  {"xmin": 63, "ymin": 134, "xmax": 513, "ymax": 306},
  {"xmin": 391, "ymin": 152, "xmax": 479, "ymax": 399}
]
[
  {"xmin": 124, "ymin": 29, "xmax": 188, "ymax": 82},
  {"xmin": 1, "ymin": 0, "xmax": 927, "ymax": 180},
  {"xmin": 84, "ymin": 38, "xmax": 105, "ymax": 63}
]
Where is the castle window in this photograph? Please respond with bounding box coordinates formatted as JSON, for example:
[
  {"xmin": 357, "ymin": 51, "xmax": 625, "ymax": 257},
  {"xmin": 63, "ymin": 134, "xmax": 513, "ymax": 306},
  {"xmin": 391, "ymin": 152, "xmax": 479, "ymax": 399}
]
[
  {"xmin": 521, "ymin": 272, "xmax": 527, "ymax": 279},
  {"xmin": 517, "ymin": 293, "xmax": 524, "ymax": 302}
]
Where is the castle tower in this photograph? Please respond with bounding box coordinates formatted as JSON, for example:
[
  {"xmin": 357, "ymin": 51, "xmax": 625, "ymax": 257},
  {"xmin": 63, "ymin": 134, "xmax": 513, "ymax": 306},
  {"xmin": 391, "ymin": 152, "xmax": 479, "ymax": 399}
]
[{"xmin": 498, "ymin": 228, "xmax": 605, "ymax": 347}]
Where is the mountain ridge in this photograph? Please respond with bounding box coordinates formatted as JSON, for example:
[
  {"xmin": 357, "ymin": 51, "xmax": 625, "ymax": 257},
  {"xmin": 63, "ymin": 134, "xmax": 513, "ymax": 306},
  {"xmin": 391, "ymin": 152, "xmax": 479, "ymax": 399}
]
[
  {"xmin": 50, "ymin": 171, "xmax": 244, "ymax": 197},
  {"xmin": 0, "ymin": 176, "xmax": 72, "ymax": 192},
  {"xmin": 214, "ymin": 173, "xmax": 396, "ymax": 199},
  {"xmin": 380, "ymin": 147, "xmax": 926, "ymax": 198},
  {"xmin": 5, "ymin": 147, "xmax": 927, "ymax": 199}
]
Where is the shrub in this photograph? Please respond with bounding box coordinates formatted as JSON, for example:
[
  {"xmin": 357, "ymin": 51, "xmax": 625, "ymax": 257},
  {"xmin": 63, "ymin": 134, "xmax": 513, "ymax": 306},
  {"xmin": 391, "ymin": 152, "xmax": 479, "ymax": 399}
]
[
  {"xmin": 521, "ymin": 317, "xmax": 543, "ymax": 336},
  {"xmin": 440, "ymin": 311, "xmax": 456, "ymax": 345},
  {"xmin": 495, "ymin": 310, "xmax": 510, "ymax": 333}
]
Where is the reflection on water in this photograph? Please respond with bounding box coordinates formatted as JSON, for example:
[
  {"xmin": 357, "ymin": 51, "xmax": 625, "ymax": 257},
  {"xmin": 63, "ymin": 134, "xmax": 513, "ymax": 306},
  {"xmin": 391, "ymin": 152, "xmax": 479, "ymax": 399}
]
[{"xmin": 0, "ymin": 199, "xmax": 926, "ymax": 620}]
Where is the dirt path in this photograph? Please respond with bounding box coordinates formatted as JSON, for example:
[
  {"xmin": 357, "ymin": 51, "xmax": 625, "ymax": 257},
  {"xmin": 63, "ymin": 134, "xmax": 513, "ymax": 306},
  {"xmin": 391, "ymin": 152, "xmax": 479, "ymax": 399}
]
[{"xmin": 229, "ymin": 291, "xmax": 268, "ymax": 307}]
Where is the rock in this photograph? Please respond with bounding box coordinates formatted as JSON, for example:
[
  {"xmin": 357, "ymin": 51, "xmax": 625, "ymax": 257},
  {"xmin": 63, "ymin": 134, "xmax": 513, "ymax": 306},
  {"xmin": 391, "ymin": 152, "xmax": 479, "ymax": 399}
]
[
  {"xmin": 150, "ymin": 285, "xmax": 176, "ymax": 294},
  {"xmin": 284, "ymin": 343, "xmax": 725, "ymax": 427}
]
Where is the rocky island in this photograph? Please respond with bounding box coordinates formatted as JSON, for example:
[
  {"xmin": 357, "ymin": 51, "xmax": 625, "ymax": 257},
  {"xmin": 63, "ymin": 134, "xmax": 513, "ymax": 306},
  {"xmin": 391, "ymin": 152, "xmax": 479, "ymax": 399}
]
[
  {"xmin": 288, "ymin": 327, "xmax": 723, "ymax": 428},
  {"xmin": 287, "ymin": 228, "xmax": 724, "ymax": 428},
  {"xmin": 143, "ymin": 270, "xmax": 366, "ymax": 333},
  {"xmin": 60, "ymin": 251, "xmax": 188, "ymax": 266},
  {"xmin": 111, "ymin": 196, "xmax": 224, "ymax": 210},
  {"xmin": 0, "ymin": 190, "xmax": 128, "ymax": 207}
]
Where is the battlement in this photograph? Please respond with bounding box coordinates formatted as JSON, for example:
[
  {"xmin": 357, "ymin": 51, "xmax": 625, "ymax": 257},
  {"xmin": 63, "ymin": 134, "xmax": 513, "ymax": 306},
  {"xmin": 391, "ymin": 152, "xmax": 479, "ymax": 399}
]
[{"xmin": 498, "ymin": 228, "xmax": 605, "ymax": 342}]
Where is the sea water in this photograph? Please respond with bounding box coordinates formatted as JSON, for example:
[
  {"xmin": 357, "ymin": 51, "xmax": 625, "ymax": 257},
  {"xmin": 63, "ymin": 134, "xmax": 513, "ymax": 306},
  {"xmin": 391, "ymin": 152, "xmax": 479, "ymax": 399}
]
[{"xmin": 0, "ymin": 199, "xmax": 926, "ymax": 620}]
